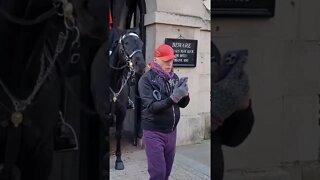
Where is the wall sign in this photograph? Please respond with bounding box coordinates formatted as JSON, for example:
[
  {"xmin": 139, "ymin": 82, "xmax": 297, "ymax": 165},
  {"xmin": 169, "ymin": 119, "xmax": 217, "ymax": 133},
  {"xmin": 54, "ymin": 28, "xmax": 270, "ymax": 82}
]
[
  {"xmin": 212, "ymin": 0, "xmax": 275, "ymax": 17},
  {"xmin": 165, "ymin": 38, "xmax": 198, "ymax": 67}
]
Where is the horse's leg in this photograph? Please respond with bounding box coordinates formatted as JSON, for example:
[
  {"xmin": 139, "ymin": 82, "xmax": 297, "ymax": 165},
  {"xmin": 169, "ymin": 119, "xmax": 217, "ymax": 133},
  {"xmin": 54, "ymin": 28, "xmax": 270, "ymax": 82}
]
[
  {"xmin": 114, "ymin": 108, "xmax": 125, "ymax": 170},
  {"xmin": 134, "ymin": 75, "xmax": 143, "ymax": 148}
]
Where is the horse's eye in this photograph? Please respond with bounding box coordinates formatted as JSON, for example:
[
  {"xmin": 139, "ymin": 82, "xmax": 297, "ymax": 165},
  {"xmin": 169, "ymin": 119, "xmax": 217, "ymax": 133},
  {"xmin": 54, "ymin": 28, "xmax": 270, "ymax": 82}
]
[{"xmin": 124, "ymin": 42, "xmax": 129, "ymax": 45}]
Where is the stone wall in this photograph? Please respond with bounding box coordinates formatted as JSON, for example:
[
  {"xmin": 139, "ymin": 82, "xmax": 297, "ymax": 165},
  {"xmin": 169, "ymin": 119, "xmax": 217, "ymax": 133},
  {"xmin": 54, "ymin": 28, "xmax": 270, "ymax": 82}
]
[{"xmin": 212, "ymin": 0, "xmax": 320, "ymax": 178}]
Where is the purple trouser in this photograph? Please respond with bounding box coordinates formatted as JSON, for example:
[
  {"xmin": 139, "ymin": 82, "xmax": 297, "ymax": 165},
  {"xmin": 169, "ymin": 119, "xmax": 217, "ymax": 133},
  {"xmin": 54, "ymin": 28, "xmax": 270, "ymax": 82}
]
[{"xmin": 143, "ymin": 129, "xmax": 177, "ymax": 180}]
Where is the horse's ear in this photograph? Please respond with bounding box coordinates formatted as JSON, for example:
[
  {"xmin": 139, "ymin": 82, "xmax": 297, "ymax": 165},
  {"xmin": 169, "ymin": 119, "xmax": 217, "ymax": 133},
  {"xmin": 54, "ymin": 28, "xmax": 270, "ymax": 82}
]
[{"xmin": 132, "ymin": 26, "xmax": 140, "ymax": 36}]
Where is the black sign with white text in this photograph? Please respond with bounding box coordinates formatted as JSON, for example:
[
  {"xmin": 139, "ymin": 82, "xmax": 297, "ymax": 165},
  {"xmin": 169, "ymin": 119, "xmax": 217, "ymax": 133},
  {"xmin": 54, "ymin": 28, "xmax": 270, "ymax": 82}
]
[{"xmin": 165, "ymin": 38, "xmax": 198, "ymax": 67}]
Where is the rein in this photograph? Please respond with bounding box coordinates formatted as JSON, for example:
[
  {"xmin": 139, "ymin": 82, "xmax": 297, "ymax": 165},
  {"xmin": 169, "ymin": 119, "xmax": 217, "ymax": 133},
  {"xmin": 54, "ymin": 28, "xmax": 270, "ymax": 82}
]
[
  {"xmin": 0, "ymin": 4, "xmax": 59, "ymax": 26},
  {"xmin": 0, "ymin": 0, "xmax": 79, "ymax": 122},
  {"xmin": 0, "ymin": 31, "xmax": 69, "ymax": 113},
  {"xmin": 0, "ymin": 0, "xmax": 71, "ymax": 26}
]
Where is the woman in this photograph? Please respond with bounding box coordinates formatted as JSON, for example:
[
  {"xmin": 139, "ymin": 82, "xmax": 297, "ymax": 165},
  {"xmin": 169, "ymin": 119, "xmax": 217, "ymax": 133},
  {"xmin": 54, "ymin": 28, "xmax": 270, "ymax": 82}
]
[
  {"xmin": 138, "ymin": 44, "xmax": 190, "ymax": 180},
  {"xmin": 211, "ymin": 42, "xmax": 255, "ymax": 180}
]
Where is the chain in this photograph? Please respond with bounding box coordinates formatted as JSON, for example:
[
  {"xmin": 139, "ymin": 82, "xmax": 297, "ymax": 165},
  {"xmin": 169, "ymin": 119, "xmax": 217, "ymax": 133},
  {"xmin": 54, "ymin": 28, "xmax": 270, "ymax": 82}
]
[
  {"xmin": 0, "ymin": 0, "xmax": 78, "ymax": 112},
  {"xmin": 0, "ymin": 30, "xmax": 69, "ymax": 112},
  {"xmin": 23, "ymin": 30, "xmax": 69, "ymax": 105},
  {"xmin": 109, "ymin": 70, "xmax": 134, "ymax": 102}
]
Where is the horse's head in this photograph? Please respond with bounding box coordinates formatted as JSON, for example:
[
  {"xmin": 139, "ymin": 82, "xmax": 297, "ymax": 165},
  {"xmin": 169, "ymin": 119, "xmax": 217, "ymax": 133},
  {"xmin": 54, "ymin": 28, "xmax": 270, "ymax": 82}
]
[{"xmin": 114, "ymin": 28, "xmax": 146, "ymax": 75}]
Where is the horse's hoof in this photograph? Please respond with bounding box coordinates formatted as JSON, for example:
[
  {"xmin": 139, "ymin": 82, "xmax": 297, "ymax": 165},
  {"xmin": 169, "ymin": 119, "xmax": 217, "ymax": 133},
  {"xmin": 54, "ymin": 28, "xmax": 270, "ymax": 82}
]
[
  {"xmin": 115, "ymin": 161, "xmax": 124, "ymax": 170},
  {"xmin": 138, "ymin": 138, "xmax": 144, "ymax": 149}
]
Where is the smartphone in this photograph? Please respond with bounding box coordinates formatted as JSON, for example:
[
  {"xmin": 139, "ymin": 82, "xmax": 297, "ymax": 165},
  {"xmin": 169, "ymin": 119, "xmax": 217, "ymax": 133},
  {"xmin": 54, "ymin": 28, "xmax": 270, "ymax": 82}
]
[
  {"xmin": 177, "ymin": 77, "xmax": 188, "ymax": 87},
  {"xmin": 218, "ymin": 49, "xmax": 248, "ymax": 80}
]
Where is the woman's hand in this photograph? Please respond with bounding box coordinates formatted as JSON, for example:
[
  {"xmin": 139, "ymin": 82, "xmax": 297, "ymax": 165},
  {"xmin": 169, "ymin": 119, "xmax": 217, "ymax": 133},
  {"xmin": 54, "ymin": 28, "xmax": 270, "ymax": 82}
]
[
  {"xmin": 212, "ymin": 59, "xmax": 249, "ymax": 122},
  {"xmin": 238, "ymin": 93, "xmax": 250, "ymax": 111}
]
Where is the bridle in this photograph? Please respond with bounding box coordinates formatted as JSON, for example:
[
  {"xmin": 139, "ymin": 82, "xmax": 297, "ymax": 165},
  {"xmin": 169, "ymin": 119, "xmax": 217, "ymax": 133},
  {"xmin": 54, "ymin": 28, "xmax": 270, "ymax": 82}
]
[
  {"xmin": 119, "ymin": 33, "xmax": 142, "ymax": 61},
  {"xmin": 108, "ymin": 31, "xmax": 143, "ymax": 103},
  {"xmin": 109, "ymin": 32, "xmax": 142, "ymax": 71}
]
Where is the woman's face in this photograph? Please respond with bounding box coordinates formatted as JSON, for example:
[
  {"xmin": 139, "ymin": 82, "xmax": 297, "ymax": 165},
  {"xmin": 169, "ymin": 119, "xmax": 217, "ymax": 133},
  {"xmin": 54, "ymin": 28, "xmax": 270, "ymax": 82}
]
[{"xmin": 155, "ymin": 58, "xmax": 174, "ymax": 73}]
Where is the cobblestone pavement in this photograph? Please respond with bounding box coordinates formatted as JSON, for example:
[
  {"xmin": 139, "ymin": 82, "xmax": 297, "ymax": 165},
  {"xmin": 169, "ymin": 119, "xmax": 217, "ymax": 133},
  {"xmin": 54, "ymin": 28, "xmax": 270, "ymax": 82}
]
[{"xmin": 109, "ymin": 140, "xmax": 210, "ymax": 180}]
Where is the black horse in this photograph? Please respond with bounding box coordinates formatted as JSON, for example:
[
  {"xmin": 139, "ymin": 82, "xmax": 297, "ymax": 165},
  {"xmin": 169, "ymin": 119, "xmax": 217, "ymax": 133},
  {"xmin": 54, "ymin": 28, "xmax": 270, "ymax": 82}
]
[
  {"xmin": 110, "ymin": 0, "xmax": 147, "ymax": 148},
  {"xmin": 0, "ymin": 0, "xmax": 109, "ymax": 180},
  {"xmin": 90, "ymin": 27, "xmax": 145, "ymax": 170}
]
